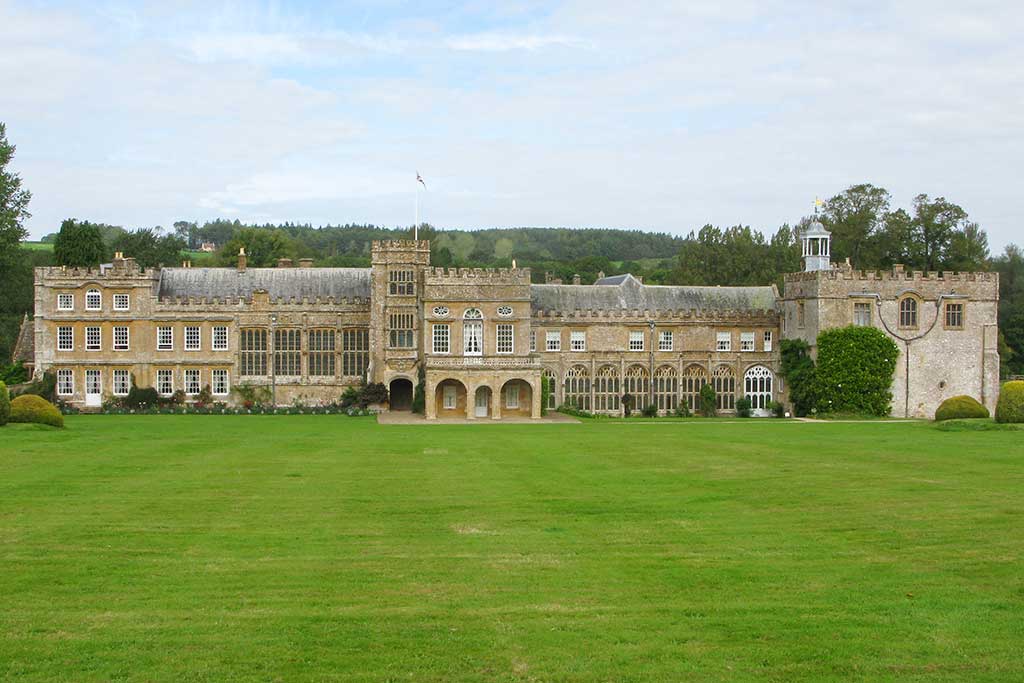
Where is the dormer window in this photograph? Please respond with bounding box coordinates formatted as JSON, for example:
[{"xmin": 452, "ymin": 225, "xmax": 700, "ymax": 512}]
[
  {"xmin": 85, "ymin": 289, "xmax": 101, "ymax": 311},
  {"xmin": 899, "ymin": 297, "xmax": 918, "ymax": 328}
]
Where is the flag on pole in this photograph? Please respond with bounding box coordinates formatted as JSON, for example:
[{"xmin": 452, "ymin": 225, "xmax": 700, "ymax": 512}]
[{"xmin": 417, "ymin": 172, "xmax": 426, "ymax": 189}]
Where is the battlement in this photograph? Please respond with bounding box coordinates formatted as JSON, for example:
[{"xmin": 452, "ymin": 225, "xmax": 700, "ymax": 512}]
[
  {"xmin": 425, "ymin": 266, "xmax": 532, "ymax": 283},
  {"xmin": 784, "ymin": 264, "xmax": 998, "ymax": 284},
  {"xmin": 371, "ymin": 240, "xmax": 431, "ymax": 252},
  {"xmin": 155, "ymin": 292, "xmax": 369, "ymax": 309},
  {"xmin": 532, "ymin": 307, "xmax": 778, "ymax": 322},
  {"xmin": 38, "ymin": 258, "xmax": 150, "ymax": 281}
]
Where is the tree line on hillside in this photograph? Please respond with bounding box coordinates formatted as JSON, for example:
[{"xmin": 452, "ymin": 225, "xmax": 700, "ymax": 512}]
[{"xmin": 0, "ymin": 121, "xmax": 1021, "ymax": 377}]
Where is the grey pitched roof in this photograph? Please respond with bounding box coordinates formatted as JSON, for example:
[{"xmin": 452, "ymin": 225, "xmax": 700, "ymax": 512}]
[
  {"xmin": 531, "ymin": 276, "xmax": 777, "ymax": 313},
  {"xmin": 158, "ymin": 268, "xmax": 371, "ymax": 301},
  {"xmin": 593, "ymin": 273, "xmax": 640, "ymax": 286}
]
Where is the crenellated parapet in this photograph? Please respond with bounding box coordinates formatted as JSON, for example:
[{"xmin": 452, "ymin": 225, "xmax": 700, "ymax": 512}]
[
  {"xmin": 532, "ymin": 307, "xmax": 778, "ymax": 323},
  {"xmin": 785, "ymin": 263, "xmax": 998, "ymax": 284},
  {"xmin": 425, "ymin": 266, "xmax": 532, "ymax": 284}
]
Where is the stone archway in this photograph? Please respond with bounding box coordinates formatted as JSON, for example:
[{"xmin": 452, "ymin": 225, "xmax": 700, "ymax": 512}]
[
  {"xmin": 499, "ymin": 379, "xmax": 533, "ymax": 418},
  {"xmin": 389, "ymin": 377, "xmax": 413, "ymax": 411},
  {"xmin": 434, "ymin": 378, "xmax": 468, "ymax": 418}
]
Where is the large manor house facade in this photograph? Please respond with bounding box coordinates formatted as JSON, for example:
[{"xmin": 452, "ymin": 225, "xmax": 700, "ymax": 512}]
[{"xmin": 26, "ymin": 223, "xmax": 1001, "ymax": 419}]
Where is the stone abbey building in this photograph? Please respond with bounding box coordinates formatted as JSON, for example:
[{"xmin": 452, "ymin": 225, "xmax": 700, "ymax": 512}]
[{"xmin": 29, "ymin": 225, "xmax": 1000, "ymax": 419}]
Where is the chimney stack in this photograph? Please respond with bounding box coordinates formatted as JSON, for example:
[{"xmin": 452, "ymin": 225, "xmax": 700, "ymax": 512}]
[
  {"xmin": 298, "ymin": 258, "xmax": 314, "ymax": 268},
  {"xmin": 277, "ymin": 258, "xmax": 293, "ymax": 268},
  {"xmin": 572, "ymin": 274, "xmax": 581, "ymax": 285},
  {"xmin": 596, "ymin": 270, "xmax": 605, "ymax": 282},
  {"xmin": 237, "ymin": 247, "xmax": 247, "ymax": 273}
]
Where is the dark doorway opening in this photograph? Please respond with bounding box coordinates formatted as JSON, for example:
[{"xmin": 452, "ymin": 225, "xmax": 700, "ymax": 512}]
[{"xmin": 389, "ymin": 378, "xmax": 414, "ymax": 411}]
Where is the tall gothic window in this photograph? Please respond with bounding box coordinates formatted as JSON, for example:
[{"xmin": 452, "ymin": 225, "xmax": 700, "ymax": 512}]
[
  {"xmin": 389, "ymin": 312, "xmax": 415, "ymax": 348},
  {"xmin": 342, "ymin": 329, "xmax": 369, "ymax": 377},
  {"xmin": 274, "ymin": 329, "xmax": 301, "ymax": 376},
  {"xmin": 308, "ymin": 329, "xmax": 336, "ymax": 376},
  {"xmin": 681, "ymin": 365, "xmax": 708, "ymax": 413},
  {"xmin": 713, "ymin": 365, "xmax": 736, "ymax": 411},
  {"xmin": 899, "ymin": 297, "xmax": 918, "ymax": 328},
  {"xmin": 654, "ymin": 365, "xmax": 678, "ymax": 412},
  {"xmin": 563, "ymin": 365, "xmax": 590, "ymax": 410},
  {"xmin": 240, "ymin": 328, "xmax": 268, "ymax": 376},
  {"xmin": 594, "ymin": 365, "xmax": 620, "ymax": 412}
]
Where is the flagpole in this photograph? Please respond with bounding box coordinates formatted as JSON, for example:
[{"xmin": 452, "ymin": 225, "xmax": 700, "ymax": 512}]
[{"xmin": 414, "ymin": 183, "xmax": 419, "ymax": 241}]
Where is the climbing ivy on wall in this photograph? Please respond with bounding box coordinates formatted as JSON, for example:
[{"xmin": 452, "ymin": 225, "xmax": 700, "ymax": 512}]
[
  {"xmin": 815, "ymin": 327, "xmax": 899, "ymax": 416},
  {"xmin": 780, "ymin": 339, "xmax": 818, "ymax": 417}
]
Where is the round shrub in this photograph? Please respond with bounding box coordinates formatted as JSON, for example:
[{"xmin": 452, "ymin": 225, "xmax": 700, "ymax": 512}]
[
  {"xmin": 9, "ymin": 394, "xmax": 64, "ymax": 428},
  {"xmin": 995, "ymin": 381, "xmax": 1024, "ymax": 424},
  {"xmin": 0, "ymin": 380, "xmax": 10, "ymax": 426},
  {"xmin": 934, "ymin": 395, "xmax": 989, "ymax": 421}
]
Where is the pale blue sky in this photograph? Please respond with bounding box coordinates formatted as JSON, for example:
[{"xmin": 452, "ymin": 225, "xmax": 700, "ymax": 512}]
[{"xmin": 2, "ymin": 0, "xmax": 1020, "ymax": 251}]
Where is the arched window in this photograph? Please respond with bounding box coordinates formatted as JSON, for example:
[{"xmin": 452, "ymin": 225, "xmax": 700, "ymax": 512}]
[
  {"xmin": 743, "ymin": 365, "xmax": 774, "ymax": 411},
  {"xmin": 654, "ymin": 365, "xmax": 678, "ymax": 412},
  {"xmin": 85, "ymin": 288, "xmax": 102, "ymax": 311},
  {"xmin": 713, "ymin": 365, "xmax": 736, "ymax": 411},
  {"xmin": 594, "ymin": 365, "xmax": 620, "ymax": 412},
  {"xmin": 543, "ymin": 368, "xmax": 558, "ymax": 410},
  {"xmin": 899, "ymin": 297, "xmax": 918, "ymax": 328},
  {"xmin": 563, "ymin": 365, "xmax": 591, "ymax": 410},
  {"xmin": 463, "ymin": 308, "xmax": 483, "ymax": 355},
  {"xmin": 624, "ymin": 365, "xmax": 649, "ymax": 398},
  {"xmin": 681, "ymin": 364, "xmax": 708, "ymax": 412}
]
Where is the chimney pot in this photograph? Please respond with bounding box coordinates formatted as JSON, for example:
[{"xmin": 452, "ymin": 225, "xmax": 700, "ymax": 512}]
[
  {"xmin": 277, "ymin": 257, "xmax": 293, "ymax": 268},
  {"xmin": 237, "ymin": 248, "xmax": 247, "ymax": 273},
  {"xmin": 298, "ymin": 258, "xmax": 314, "ymax": 268},
  {"xmin": 572, "ymin": 274, "xmax": 581, "ymax": 285}
]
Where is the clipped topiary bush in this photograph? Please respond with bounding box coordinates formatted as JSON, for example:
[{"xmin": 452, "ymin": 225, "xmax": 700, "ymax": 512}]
[
  {"xmin": 9, "ymin": 394, "xmax": 64, "ymax": 428},
  {"xmin": 995, "ymin": 381, "xmax": 1024, "ymax": 424},
  {"xmin": 934, "ymin": 395, "xmax": 990, "ymax": 421},
  {"xmin": 0, "ymin": 380, "xmax": 10, "ymax": 426}
]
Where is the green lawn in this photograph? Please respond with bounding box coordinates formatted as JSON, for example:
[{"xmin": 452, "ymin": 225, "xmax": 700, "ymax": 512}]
[{"xmin": 1, "ymin": 417, "xmax": 1022, "ymax": 682}]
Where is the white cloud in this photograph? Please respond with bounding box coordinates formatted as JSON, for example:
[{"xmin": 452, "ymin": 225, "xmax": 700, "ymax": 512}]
[
  {"xmin": 1, "ymin": 0, "xmax": 1021, "ymax": 250},
  {"xmin": 444, "ymin": 32, "xmax": 589, "ymax": 51}
]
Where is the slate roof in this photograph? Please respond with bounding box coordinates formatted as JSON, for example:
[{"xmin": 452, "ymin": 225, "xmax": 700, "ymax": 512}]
[
  {"xmin": 593, "ymin": 273, "xmax": 638, "ymax": 286},
  {"xmin": 531, "ymin": 274, "xmax": 777, "ymax": 313},
  {"xmin": 158, "ymin": 268, "xmax": 371, "ymax": 301}
]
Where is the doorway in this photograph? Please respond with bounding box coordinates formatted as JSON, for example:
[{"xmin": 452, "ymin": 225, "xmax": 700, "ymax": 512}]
[
  {"xmin": 85, "ymin": 369, "xmax": 102, "ymax": 408},
  {"xmin": 474, "ymin": 386, "xmax": 491, "ymax": 418},
  {"xmin": 389, "ymin": 378, "xmax": 413, "ymax": 411}
]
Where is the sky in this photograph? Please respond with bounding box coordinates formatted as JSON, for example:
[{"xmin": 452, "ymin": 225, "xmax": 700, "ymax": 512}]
[{"xmin": 1, "ymin": 0, "xmax": 1021, "ymax": 251}]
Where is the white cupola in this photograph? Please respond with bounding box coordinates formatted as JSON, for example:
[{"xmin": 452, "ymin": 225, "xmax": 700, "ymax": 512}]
[{"xmin": 802, "ymin": 218, "xmax": 832, "ymax": 272}]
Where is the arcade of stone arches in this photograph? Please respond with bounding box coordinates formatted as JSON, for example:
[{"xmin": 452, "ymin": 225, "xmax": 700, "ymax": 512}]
[{"xmin": 550, "ymin": 363, "xmax": 776, "ymax": 415}]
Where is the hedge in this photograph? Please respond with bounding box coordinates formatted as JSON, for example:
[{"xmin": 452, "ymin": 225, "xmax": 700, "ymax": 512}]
[
  {"xmin": 0, "ymin": 380, "xmax": 9, "ymax": 426},
  {"xmin": 995, "ymin": 381, "xmax": 1024, "ymax": 424},
  {"xmin": 816, "ymin": 326, "xmax": 899, "ymax": 417},
  {"xmin": 934, "ymin": 395, "xmax": 989, "ymax": 421},
  {"xmin": 9, "ymin": 394, "xmax": 64, "ymax": 428}
]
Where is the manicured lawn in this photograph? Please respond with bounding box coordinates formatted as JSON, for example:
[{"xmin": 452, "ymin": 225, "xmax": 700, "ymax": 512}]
[{"xmin": 1, "ymin": 417, "xmax": 1022, "ymax": 681}]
